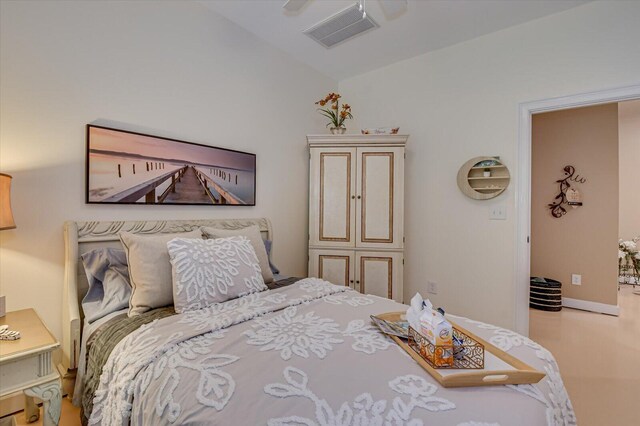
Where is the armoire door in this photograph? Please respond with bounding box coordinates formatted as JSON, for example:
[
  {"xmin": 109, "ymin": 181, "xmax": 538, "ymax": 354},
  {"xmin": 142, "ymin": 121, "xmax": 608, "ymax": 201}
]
[
  {"xmin": 355, "ymin": 147, "xmax": 404, "ymax": 249},
  {"xmin": 308, "ymin": 249, "xmax": 355, "ymax": 289},
  {"xmin": 309, "ymin": 148, "xmax": 357, "ymax": 247},
  {"xmin": 355, "ymin": 251, "xmax": 403, "ymax": 302}
]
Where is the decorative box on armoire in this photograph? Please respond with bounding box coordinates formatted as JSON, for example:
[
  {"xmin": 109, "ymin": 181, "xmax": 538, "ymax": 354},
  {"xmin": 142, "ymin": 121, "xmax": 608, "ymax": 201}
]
[{"xmin": 307, "ymin": 134, "xmax": 408, "ymax": 302}]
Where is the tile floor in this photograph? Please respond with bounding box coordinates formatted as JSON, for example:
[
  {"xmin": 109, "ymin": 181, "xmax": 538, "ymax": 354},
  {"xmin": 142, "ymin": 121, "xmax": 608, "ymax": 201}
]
[{"xmin": 529, "ymin": 285, "xmax": 639, "ymax": 426}]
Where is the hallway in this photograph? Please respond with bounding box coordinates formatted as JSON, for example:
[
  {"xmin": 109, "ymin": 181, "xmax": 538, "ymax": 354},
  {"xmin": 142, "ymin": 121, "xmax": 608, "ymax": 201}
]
[{"xmin": 529, "ymin": 286, "xmax": 640, "ymax": 426}]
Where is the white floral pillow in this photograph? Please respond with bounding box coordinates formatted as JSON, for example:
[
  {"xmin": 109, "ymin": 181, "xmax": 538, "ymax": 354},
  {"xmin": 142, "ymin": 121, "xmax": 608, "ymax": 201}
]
[{"xmin": 167, "ymin": 236, "xmax": 267, "ymax": 313}]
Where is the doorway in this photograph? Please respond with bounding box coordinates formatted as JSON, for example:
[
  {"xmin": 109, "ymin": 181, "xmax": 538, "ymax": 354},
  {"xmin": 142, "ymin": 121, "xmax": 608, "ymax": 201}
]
[
  {"xmin": 514, "ymin": 84, "xmax": 640, "ymax": 336},
  {"xmin": 520, "ymin": 90, "xmax": 640, "ymax": 426},
  {"xmin": 530, "ymin": 103, "xmax": 619, "ymax": 313}
]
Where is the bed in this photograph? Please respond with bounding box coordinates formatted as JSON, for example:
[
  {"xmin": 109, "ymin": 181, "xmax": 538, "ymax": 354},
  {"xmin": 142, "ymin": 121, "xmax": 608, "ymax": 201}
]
[{"xmin": 62, "ymin": 218, "xmax": 576, "ymax": 426}]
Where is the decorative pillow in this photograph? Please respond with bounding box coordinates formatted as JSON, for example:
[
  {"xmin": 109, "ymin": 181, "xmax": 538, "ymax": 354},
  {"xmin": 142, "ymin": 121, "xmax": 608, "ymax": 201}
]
[
  {"xmin": 81, "ymin": 248, "xmax": 131, "ymax": 323},
  {"xmin": 263, "ymin": 239, "xmax": 280, "ymax": 275},
  {"xmin": 167, "ymin": 236, "xmax": 267, "ymax": 313},
  {"xmin": 200, "ymin": 225, "xmax": 274, "ymax": 283},
  {"xmin": 120, "ymin": 229, "xmax": 202, "ymax": 316}
]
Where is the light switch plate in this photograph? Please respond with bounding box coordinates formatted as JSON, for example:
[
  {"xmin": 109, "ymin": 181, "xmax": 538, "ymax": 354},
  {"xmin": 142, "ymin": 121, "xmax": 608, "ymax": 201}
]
[
  {"xmin": 489, "ymin": 205, "xmax": 507, "ymax": 220},
  {"xmin": 427, "ymin": 281, "xmax": 438, "ymax": 294}
]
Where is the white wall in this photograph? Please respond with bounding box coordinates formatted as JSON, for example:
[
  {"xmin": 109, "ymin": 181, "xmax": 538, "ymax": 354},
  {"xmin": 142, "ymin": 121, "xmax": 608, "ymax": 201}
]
[
  {"xmin": 339, "ymin": 1, "xmax": 640, "ymax": 329},
  {"xmin": 0, "ymin": 0, "xmax": 335, "ymax": 340},
  {"xmin": 619, "ymin": 99, "xmax": 640, "ymax": 241}
]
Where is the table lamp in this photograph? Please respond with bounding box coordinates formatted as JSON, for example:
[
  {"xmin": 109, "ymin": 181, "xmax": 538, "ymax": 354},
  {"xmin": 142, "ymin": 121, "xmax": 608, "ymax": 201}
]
[
  {"xmin": 0, "ymin": 173, "xmax": 16, "ymax": 231},
  {"xmin": 0, "ymin": 173, "xmax": 16, "ymax": 317}
]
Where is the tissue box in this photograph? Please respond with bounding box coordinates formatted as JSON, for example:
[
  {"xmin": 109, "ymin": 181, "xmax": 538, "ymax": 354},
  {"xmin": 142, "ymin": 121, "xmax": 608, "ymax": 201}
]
[
  {"xmin": 419, "ymin": 310, "xmax": 453, "ymax": 347},
  {"xmin": 409, "ymin": 326, "xmax": 453, "ymax": 367}
]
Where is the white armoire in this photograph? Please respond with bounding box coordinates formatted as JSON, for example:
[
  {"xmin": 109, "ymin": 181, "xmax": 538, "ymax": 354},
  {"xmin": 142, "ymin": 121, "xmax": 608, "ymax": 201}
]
[{"xmin": 307, "ymin": 134, "xmax": 407, "ymax": 302}]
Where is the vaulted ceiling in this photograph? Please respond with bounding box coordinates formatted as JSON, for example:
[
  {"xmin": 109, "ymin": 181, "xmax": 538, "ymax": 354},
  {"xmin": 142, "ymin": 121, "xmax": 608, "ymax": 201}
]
[{"xmin": 200, "ymin": 0, "xmax": 591, "ymax": 80}]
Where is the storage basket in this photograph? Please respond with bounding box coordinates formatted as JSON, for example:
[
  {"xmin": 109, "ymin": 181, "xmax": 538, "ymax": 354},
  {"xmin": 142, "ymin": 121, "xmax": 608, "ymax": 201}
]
[
  {"xmin": 407, "ymin": 326, "xmax": 484, "ymax": 369},
  {"xmin": 530, "ymin": 277, "xmax": 562, "ymax": 312}
]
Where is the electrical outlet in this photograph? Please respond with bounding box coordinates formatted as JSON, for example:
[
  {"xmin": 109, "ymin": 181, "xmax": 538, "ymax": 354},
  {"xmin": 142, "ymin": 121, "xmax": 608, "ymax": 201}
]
[
  {"xmin": 489, "ymin": 205, "xmax": 507, "ymax": 220},
  {"xmin": 571, "ymin": 274, "xmax": 582, "ymax": 285},
  {"xmin": 427, "ymin": 281, "xmax": 438, "ymax": 294}
]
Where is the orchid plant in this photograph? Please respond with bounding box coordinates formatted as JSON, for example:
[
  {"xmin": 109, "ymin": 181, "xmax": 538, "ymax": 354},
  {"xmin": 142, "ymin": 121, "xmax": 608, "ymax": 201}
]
[{"xmin": 315, "ymin": 92, "xmax": 353, "ymax": 129}]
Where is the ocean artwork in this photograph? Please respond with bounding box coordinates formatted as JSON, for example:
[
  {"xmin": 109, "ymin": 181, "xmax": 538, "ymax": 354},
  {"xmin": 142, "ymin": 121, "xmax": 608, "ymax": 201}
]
[{"xmin": 86, "ymin": 125, "xmax": 256, "ymax": 205}]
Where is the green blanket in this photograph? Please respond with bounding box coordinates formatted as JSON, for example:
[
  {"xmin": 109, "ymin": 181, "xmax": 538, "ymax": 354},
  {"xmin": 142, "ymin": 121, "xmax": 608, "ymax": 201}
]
[{"xmin": 81, "ymin": 307, "xmax": 175, "ymax": 424}]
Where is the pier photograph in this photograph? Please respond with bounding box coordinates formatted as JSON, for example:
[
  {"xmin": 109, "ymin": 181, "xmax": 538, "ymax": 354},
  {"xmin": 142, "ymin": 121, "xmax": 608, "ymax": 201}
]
[{"xmin": 86, "ymin": 125, "xmax": 256, "ymax": 205}]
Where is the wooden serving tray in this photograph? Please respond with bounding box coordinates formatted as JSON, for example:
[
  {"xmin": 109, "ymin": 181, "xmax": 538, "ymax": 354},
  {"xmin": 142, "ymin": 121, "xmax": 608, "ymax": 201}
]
[{"xmin": 376, "ymin": 312, "xmax": 546, "ymax": 388}]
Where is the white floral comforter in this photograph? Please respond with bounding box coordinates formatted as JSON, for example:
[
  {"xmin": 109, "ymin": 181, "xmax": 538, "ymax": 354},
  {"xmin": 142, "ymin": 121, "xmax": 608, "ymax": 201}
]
[{"xmin": 89, "ymin": 278, "xmax": 576, "ymax": 426}]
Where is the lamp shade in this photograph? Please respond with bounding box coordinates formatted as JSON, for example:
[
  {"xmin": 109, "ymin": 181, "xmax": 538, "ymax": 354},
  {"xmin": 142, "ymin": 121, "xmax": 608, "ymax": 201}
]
[{"xmin": 0, "ymin": 173, "xmax": 16, "ymax": 230}]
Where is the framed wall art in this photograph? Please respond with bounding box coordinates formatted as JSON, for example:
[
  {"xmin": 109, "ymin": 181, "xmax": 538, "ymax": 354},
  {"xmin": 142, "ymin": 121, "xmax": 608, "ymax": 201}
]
[{"xmin": 86, "ymin": 125, "xmax": 256, "ymax": 205}]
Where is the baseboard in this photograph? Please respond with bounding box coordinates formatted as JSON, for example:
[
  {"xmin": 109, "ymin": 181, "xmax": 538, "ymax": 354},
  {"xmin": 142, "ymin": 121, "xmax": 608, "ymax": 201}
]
[{"xmin": 562, "ymin": 297, "xmax": 619, "ymax": 316}]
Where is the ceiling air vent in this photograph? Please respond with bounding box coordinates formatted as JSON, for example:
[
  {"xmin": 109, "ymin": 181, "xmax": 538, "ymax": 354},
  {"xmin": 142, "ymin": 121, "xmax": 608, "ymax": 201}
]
[{"xmin": 303, "ymin": 3, "xmax": 378, "ymax": 49}]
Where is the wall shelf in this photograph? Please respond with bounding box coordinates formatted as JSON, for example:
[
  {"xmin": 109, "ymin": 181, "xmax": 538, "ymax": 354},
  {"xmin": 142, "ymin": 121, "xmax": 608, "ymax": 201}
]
[
  {"xmin": 457, "ymin": 156, "xmax": 510, "ymax": 200},
  {"xmin": 474, "ymin": 187, "xmax": 506, "ymax": 192},
  {"xmin": 467, "ymin": 176, "xmax": 510, "ymax": 180},
  {"xmin": 470, "ymin": 165, "xmax": 506, "ymax": 170}
]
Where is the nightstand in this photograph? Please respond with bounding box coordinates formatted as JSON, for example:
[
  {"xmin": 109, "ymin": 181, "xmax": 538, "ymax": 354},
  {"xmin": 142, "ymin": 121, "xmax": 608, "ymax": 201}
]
[{"xmin": 0, "ymin": 309, "xmax": 61, "ymax": 426}]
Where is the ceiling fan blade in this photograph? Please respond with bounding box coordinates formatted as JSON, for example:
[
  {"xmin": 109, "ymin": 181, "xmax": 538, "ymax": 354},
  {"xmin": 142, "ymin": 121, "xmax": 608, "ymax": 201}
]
[{"xmin": 283, "ymin": 0, "xmax": 310, "ymax": 13}]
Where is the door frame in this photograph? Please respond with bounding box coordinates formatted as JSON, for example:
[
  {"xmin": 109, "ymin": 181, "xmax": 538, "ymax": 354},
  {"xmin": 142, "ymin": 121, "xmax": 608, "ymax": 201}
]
[{"xmin": 515, "ymin": 84, "xmax": 640, "ymax": 336}]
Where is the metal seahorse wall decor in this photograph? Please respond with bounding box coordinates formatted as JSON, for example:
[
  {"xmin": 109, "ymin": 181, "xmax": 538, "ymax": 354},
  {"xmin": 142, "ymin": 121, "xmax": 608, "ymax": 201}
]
[{"xmin": 548, "ymin": 165, "xmax": 586, "ymax": 218}]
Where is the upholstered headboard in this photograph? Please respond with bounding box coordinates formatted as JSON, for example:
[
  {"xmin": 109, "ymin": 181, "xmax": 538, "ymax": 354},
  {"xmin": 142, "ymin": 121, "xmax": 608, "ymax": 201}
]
[{"xmin": 62, "ymin": 218, "xmax": 273, "ymax": 371}]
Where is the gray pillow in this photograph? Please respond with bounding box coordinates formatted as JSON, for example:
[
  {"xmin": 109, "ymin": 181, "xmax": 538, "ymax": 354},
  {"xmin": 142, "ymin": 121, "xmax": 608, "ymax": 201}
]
[
  {"xmin": 263, "ymin": 239, "xmax": 280, "ymax": 275},
  {"xmin": 120, "ymin": 229, "xmax": 202, "ymax": 316},
  {"xmin": 81, "ymin": 248, "xmax": 131, "ymax": 323},
  {"xmin": 201, "ymin": 225, "xmax": 274, "ymax": 283},
  {"xmin": 167, "ymin": 236, "xmax": 267, "ymax": 313}
]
